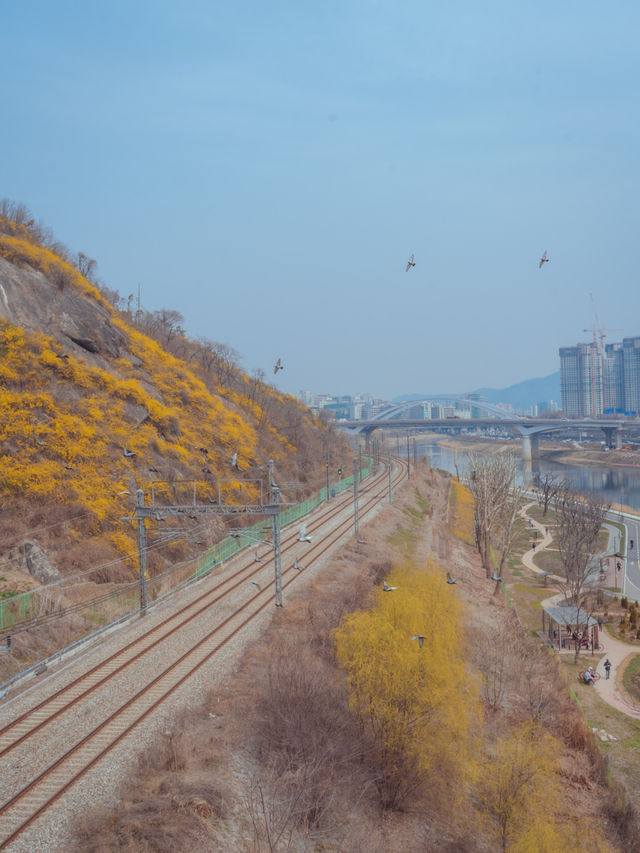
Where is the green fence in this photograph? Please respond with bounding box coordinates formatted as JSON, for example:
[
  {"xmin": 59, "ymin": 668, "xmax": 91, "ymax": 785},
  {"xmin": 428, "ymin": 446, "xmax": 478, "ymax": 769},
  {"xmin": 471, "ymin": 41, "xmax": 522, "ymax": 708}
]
[
  {"xmin": 194, "ymin": 460, "xmax": 372, "ymax": 580},
  {"xmin": 0, "ymin": 459, "xmax": 373, "ymax": 630}
]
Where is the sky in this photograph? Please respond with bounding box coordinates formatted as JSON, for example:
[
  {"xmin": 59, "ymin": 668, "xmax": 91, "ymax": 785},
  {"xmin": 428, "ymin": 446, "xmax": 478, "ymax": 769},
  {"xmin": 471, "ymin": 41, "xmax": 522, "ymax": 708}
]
[{"xmin": 1, "ymin": 1, "xmax": 639, "ymax": 400}]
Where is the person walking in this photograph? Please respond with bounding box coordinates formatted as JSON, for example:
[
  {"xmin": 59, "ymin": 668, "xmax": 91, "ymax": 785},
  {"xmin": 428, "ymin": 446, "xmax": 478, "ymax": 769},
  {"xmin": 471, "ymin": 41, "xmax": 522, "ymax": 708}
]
[{"xmin": 604, "ymin": 659, "xmax": 612, "ymax": 679}]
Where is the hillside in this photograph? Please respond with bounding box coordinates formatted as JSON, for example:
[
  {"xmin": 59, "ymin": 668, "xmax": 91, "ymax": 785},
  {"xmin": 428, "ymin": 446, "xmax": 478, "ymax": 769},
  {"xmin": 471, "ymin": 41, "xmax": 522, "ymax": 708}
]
[{"xmin": 0, "ymin": 204, "xmax": 347, "ymax": 665}]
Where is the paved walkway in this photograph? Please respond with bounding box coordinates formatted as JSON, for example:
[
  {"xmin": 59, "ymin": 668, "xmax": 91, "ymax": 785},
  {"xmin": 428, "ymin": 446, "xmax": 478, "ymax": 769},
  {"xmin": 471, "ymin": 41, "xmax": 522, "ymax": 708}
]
[{"xmin": 519, "ymin": 503, "xmax": 640, "ymax": 719}]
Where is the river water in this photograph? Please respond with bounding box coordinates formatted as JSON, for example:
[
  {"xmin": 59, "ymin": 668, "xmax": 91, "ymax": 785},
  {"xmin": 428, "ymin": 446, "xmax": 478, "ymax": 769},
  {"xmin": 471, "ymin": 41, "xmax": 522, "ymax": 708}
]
[{"xmin": 414, "ymin": 439, "xmax": 640, "ymax": 512}]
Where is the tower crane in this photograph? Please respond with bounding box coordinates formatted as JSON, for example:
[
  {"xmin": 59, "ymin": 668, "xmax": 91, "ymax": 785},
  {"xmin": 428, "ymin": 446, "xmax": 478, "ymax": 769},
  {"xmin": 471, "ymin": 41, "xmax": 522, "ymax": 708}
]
[{"xmin": 583, "ymin": 292, "xmax": 622, "ymax": 356}]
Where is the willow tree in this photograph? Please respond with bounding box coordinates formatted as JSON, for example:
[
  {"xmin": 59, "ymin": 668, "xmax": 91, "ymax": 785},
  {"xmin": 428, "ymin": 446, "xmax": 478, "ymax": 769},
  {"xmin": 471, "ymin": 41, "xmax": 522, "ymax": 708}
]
[
  {"xmin": 466, "ymin": 453, "xmax": 526, "ymax": 579},
  {"xmin": 333, "ymin": 560, "xmax": 479, "ymax": 809}
]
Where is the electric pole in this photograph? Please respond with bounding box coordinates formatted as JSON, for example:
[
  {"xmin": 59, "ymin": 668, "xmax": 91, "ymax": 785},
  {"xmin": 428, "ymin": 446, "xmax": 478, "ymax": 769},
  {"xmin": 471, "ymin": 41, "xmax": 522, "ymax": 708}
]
[
  {"xmin": 353, "ymin": 457, "xmax": 363, "ymax": 542},
  {"xmin": 136, "ymin": 489, "xmax": 147, "ymax": 615}
]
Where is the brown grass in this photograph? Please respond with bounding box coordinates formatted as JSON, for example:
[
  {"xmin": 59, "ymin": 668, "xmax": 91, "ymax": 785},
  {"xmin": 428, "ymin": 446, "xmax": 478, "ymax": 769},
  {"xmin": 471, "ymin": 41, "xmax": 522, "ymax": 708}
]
[{"xmin": 71, "ymin": 464, "xmax": 632, "ymax": 851}]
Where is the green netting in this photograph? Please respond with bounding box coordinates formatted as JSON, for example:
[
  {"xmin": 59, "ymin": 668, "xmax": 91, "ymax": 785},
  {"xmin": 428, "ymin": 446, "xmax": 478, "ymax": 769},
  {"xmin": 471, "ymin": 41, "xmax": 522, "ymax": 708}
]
[
  {"xmin": 0, "ymin": 460, "xmax": 374, "ymax": 629},
  {"xmin": 195, "ymin": 460, "xmax": 372, "ymax": 580}
]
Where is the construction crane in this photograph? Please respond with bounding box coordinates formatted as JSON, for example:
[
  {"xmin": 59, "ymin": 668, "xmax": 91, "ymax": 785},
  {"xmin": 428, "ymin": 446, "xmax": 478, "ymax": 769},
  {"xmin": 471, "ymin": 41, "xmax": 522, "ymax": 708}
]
[{"xmin": 583, "ymin": 292, "xmax": 622, "ymax": 356}]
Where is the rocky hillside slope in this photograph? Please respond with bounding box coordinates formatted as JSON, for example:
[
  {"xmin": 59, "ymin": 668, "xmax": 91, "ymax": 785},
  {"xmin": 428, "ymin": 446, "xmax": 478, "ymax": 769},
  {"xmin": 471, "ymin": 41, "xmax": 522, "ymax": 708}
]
[{"xmin": 0, "ymin": 206, "xmax": 344, "ymax": 603}]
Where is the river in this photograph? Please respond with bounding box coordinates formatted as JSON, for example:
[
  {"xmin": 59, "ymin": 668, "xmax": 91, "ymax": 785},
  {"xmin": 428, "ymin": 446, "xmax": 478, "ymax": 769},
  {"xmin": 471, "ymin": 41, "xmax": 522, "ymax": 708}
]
[{"xmin": 414, "ymin": 438, "xmax": 640, "ymax": 512}]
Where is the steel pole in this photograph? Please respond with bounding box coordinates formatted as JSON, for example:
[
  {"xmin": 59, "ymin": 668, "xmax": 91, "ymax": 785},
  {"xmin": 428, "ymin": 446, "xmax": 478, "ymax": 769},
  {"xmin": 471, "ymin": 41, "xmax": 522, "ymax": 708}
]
[
  {"xmin": 136, "ymin": 489, "xmax": 147, "ymax": 615},
  {"xmin": 326, "ymin": 451, "xmax": 330, "ymax": 503},
  {"xmin": 353, "ymin": 457, "xmax": 362, "ymax": 541},
  {"xmin": 272, "ymin": 509, "xmax": 282, "ymax": 607}
]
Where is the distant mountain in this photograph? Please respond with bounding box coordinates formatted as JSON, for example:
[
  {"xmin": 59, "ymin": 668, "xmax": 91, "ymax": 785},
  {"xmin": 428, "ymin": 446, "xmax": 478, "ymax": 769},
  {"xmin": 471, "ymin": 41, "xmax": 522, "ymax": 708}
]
[
  {"xmin": 393, "ymin": 371, "xmax": 561, "ymax": 411},
  {"xmin": 472, "ymin": 372, "xmax": 560, "ymax": 409}
]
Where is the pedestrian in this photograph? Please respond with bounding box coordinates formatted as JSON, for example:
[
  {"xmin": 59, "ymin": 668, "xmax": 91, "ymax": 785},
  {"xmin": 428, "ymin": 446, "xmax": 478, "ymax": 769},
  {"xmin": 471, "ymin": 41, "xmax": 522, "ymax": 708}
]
[
  {"xmin": 545, "ymin": 526, "xmax": 549, "ymax": 535},
  {"xmin": 604, "ymin": 659, "xmax": 612, "ymax": 679},
  {"xmin": 532, "ymin": 542, "xmax": 536, "ymax": 551}
]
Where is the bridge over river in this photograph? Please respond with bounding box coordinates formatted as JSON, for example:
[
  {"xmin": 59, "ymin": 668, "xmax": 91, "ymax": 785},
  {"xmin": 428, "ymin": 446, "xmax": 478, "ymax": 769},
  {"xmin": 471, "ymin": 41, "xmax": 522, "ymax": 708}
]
[{"xmin": 341, "ymin": 401, "xmax": 639, "ymax": 461}]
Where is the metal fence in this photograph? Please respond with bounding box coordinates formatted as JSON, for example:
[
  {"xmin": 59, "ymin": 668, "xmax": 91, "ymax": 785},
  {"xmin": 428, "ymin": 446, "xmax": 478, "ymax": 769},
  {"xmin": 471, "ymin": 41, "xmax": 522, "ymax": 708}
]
[{"xmin": 1, "ymin": 459, "xmax": 373, "ymax": 631}]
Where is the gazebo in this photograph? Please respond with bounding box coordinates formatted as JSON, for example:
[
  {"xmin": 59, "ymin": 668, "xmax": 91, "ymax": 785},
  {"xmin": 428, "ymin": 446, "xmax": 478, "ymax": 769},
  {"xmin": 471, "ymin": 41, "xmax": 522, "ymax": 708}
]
[{"xmin": 541, "ymin": 603, "xmax": 600, "ymax": 652}]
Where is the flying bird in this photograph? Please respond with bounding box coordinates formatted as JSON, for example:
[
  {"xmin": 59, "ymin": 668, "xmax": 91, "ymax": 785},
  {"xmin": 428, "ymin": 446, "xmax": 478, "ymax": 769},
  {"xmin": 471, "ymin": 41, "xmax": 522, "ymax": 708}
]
[
  {"xmin": 123, "ymin": 447, "xmax": 136, "ymax": 458},
  {"xmin": 202, "ymin": 467, "xmax": 212, "ymax": 474},
  {"xmin": 411, "ymin": 634, "xmax": 426, "ymax": 648},
  {"xmin": 34, "ymin": 436, "xmax": 48, "ymax": 447},
  {"xmin": 64, "ymin": 464, "xmax": 74, "ymax": 470},
  {"xmin": 149, "ymin": 466, "xmax": 159, "ymax": 473},
  {"xmin": 298, "ymin": 523, "xmax": 312, "ymax": 543},
  {"xmin": 55, "ymin": 352, "xmax": 69, "ymax": 360},
  {"xmin": 250, "ymin": 580, "xmax": 261, "ymax": 591},
  {"xmin": 231, "ymin": 452, "xmax": 240, "ymax": 470},
  {"xmin": 491, "ymin": 570, "xmax": 503, "ymax": 582},
  {"xmin": 383, "ymin": 582, "xmax": 397, "ymax": 592},
  {"xmin": 406, "ymin": 253, "xmax": 416, "ymax": 272},
  {"xmin": 255, "ymin": 552, "xmax": 264, "ymax": 563},
  {"xmin": 117, "ymin": 490, "xmax": 131, "ymax": 496},
  {"xmin": 273, "ymin": 358, "xmax": 284, "ymax": 375},
  {"xmin": 446, "ymin": 572, "xmax": 458, "ymax": 585},
  {"xmin": 293, "ymin": 558, "xmax": 304, "ymax": 571},
  {"xmin": 200, "ymin": 447, "xmax": 209, "ymax": 463},
  {"xmin": 538, "ymin": 250, "xmax": 549, "ymax": 269}
]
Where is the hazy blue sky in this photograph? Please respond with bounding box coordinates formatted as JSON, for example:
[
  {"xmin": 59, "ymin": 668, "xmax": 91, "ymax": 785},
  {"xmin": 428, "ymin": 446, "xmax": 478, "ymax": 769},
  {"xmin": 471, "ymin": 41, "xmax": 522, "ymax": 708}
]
[{"xmin": 2, "ymin": 1, "xmax": 638, "ymax": 400}]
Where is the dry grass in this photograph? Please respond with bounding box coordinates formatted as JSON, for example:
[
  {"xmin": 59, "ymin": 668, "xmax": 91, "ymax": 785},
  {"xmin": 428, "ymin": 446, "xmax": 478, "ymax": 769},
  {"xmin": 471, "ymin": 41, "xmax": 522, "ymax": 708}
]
[{"xmin": 71, "ymin": 465, "xmax": 631, "ymax": 852}]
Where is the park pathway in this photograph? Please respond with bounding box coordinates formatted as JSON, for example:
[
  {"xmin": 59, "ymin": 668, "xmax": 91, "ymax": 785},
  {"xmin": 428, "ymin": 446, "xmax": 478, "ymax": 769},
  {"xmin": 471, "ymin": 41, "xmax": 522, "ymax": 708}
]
[{"xmin": 519, "ymin": 503, "xmax": 640, "ymax": 720}]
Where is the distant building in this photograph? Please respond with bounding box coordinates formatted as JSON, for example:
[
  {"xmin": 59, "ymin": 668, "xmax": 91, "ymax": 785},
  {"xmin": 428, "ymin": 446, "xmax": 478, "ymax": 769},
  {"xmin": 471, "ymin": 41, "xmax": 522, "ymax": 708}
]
[
  {"xmin": 559, "ymin": 342, "xmax": 602, "ymax": 417},
  {"xmin": 623, "ymin": 337, "xmax": 640, "ymax": 415},
  {"xmin": 604, "ymin": 343, "xmax": 625, "ymax": 413},
  {"xmin": 468, "ymin": 392, "xmax": 488, "ymax": 419},
  {"xmin": 559, "ymin": 336, "xmax": 640, "ymax": 417}
]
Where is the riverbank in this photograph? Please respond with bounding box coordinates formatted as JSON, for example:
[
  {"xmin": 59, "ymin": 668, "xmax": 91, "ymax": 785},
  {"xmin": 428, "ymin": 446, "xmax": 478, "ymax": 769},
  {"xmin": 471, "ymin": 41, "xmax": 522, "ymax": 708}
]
[{"xmin": 434, "ymin": 434, "xmax": 640, "ymax": 469}]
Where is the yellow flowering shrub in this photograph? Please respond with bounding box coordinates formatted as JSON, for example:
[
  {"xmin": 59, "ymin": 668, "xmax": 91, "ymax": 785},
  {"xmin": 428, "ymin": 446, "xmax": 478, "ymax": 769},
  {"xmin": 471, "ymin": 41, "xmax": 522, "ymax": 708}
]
[{"xmin": 448, "ymin": 479, "xmax": 475, "ymax": 545}]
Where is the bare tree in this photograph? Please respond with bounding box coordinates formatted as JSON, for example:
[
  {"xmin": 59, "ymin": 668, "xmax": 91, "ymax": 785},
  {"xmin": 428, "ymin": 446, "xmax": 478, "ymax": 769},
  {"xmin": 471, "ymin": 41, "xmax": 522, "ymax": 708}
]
[
  {"xmin": 466, "ymin": 453, "xmax": 526, "ymax": 578},
  {"xmin": 74, "ymin": 252, "xmax": 97, "ymax": 282},
  {"xmin": 553, "ymin": 489, "xmax": 609, "ymax": 663},
  {"xmin": 534, "ymin": 472, "xmax": 566, "ymax": 517}
]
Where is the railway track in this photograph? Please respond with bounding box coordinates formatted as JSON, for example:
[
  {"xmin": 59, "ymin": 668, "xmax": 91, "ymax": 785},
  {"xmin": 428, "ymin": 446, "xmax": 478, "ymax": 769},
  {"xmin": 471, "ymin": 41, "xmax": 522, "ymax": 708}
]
[{"xmin": 0, "ymin": 457, "xmax": 407, "ymax": 850}]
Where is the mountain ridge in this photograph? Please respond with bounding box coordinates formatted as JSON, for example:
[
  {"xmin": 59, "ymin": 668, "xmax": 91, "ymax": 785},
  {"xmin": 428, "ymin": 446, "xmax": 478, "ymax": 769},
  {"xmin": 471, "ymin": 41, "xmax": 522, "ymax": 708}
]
[{"xmin": 393, "ymin": 371, "xmax": 560, "ymax": 410}]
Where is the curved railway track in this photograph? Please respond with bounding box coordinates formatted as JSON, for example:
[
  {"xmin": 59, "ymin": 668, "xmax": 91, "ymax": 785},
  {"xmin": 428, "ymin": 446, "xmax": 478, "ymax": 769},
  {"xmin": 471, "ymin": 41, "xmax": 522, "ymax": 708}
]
[{"xmin": 0, "ymin": 457, "xmax": 407, "ymax": 850}]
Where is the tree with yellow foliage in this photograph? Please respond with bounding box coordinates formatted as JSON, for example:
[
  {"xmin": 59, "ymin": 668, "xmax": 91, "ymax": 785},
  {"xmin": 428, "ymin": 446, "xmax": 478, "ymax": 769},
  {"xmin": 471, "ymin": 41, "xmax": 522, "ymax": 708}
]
[
  {"xmin": 481, "ymin": 721, "xmax": 612, "ymax": 852},
  {"xmin": 333, "ymin": 561, "xmax": 479, "ymax": 809}
]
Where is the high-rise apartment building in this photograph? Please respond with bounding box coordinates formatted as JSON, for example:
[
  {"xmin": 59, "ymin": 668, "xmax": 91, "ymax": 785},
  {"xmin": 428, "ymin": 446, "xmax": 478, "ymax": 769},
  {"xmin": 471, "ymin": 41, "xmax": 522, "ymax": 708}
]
[
  {"xmin": 623, "ymin": 337, "xmax": 640, "ymax": 415},
  {"xmin": 604, "ymin": 342, "xmax": 625, "ymax": 413},
  {"xmin": 559, "ymin": 342, "xmax": 602, "ymax": 417},
  {"xmin": 560, "ymin": 336, "xmax": 640, "ymax": 417}
]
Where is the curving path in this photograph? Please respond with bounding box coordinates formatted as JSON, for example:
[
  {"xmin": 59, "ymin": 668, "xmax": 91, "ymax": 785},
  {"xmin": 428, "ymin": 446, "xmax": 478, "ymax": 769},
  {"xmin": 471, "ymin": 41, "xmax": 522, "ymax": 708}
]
[{"xmin": 518, "ymin": 503, "xmax": 640, "ymax": 719}]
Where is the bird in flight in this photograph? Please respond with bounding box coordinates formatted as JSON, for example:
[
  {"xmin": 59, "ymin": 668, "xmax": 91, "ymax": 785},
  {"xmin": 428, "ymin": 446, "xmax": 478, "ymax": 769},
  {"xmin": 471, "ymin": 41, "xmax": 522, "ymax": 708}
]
[
  {"xmin": 123, "ymin": 447, "xmax": 136, "ymax": 458},
  {"xmin": 254, "ymin": 552, "xmax": 264, "ymax": 563},
  {"xmin": 491, "ymin": 570, "xmax": 502, "ymax": 582},
  {"xmin": 446, "ymin": 572, "xmax": 458, "ymax": 585},
  {"xmin": 383, "ymin": 582, "xmax": 397, "ymax": 592},
  {"xmin": 298, "ymin": 523, "xmax": 312, "ymax": 543},
  {"xmin": 411, "ymin": 634, "xmax": 426, "ymax": 648},
  {"xmin": 250, "ymin": 580, "xmax": 261, "ymax": 591},
  {"xmin": 231, "ymin": 452, "xmax": 240, "ymax": 470},
  {"xmin": 34, "ymin": 435, "xmax": 48, "ymax": 447},
  {"xmin": 293, "ymin": 559, "xmax": 304, "ymax": 571},
  {"xmin": 406, "ymin": 253, "xmax": 416, "ymax": 272},
  {"xmin": 273, "ymin": 358, "xmax": 284, "ymax": 375},
  {"xmin": 538, "ymin": 250, "xmax": 549, "ymax": 269}
]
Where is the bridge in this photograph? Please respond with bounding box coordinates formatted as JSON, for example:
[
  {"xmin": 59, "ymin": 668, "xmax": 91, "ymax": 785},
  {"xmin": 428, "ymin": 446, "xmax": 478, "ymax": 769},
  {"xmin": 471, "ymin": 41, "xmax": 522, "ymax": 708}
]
[{"xmin": 341, "ymin": 404, "xmax": 633, "ymax": 461}]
